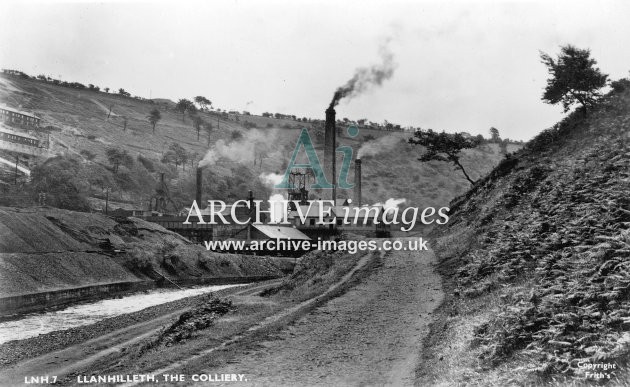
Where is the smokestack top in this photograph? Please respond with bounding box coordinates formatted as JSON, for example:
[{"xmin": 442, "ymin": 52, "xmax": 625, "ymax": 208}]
[
  {"xmin": 324, "ymin": 105, "xmax": 337, "ymax": 203},
  {"xmin": 355, "ymin": 158, "xmax": 362, "ymax": 164}
]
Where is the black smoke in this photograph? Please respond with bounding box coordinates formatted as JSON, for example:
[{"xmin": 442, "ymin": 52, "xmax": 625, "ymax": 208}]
[{"xmin": 329, "ymin": 43, "xmax": 396, "ymax": 109}]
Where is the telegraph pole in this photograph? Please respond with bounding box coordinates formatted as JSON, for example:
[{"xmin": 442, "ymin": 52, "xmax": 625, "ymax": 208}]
[{"xmin": 14, "ymin": 155, "xmax": 19, "ymax": 185}]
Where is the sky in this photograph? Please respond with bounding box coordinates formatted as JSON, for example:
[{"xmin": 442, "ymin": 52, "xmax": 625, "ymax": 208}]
[{"xmin": 1, "ymin": 0, "xmax": 629, "ymax": 141}]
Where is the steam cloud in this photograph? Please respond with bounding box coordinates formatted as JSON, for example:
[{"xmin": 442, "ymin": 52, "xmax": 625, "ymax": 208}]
[
  {"xmin": 199, "ymin": 128, "xmax": 280, "ymax": 168},
  {"xmin": 268, "ymin": 193, "xmax": 286, "ymax": 223},
  {"xmin": 374, "ymin": 198, "xmax": 407, "ymax": 211},
  {"xmin": 329, "ymin": 42, "xmax": 396, "ymax": 109},
  {"xmin": 260, "ymin": 172, "xmax": 285, "ymax": 187},
  {"xmin": 357, "ymin": 135, "xmax": 401, "ymax": 159}
]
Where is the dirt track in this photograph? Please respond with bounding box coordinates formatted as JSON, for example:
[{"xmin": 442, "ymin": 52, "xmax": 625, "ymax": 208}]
[
  {"xmin": 193, "ymin": 244, "xmax": 444, "ymax": 386},
  {"xmin": 0, "ymin": 281, "xmax": 280, "ymax": 386},
  {"xmin": 1, "ymin": 241, "xmax": 443, "ymax": 386}
]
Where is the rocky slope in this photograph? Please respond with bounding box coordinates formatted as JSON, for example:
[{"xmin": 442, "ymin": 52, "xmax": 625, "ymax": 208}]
[
  {"xmin": 430, "ymin": 87, "xmax": 630, "ymax": 384},
  {"xmin": 0, "ymin": 206, "xmax": 282, "ymax": 298}
]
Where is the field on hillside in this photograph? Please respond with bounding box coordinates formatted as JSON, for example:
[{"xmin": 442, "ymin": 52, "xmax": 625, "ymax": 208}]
[{"xmin": 0, "ymin": 74, "xmax": 520, "ymax": 212}]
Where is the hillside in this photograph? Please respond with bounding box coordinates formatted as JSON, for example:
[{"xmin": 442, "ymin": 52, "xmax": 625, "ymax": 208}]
[
  {"xmin": 0, "ymin": 74, "xmax": 520, "ymax": 213},
  {"xmin": 423, "ymin": 85, "xmax": 630, "ymax": 384},
  {"xmin": 0, "ymin": 206, "xmax": 282, "ymax": 298}
]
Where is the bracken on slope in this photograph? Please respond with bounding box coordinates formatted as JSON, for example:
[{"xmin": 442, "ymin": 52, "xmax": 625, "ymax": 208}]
[{"xmin": 434, "ymin": 86, "xmax": 630, "ymax": 383}]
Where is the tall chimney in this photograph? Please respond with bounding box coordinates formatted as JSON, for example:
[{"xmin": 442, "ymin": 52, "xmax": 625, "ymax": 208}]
[
  {"xmin": 354, "ymin": 158, "xmax": 362, "ymax": 207},
  {"xmin": 196, "ymin": 166, "xmax": 203, "ymax": 208},
  {"xmin": 324, "ymin": 107, "xmax": 336, "ymax": 203}
]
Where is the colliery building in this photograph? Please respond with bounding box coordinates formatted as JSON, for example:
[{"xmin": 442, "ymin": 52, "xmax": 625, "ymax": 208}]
[
  {"xmin": 287, "ymin": 201, "xmax": 390, "ymax": 239},
  {"xmin": 0, "ymin": 124, "xmax": 48, "ymax": 157},
  {"xmin": 0, "ymin": 105, "xmax": 41, "ymax": 128},
  {"xmin": 0, "ymin": 126, "xmax": 39, "ymax": 147},
  {"xmin": 139, "ymin": 105, "xmax": 390, "ymax": 253},
  {"xmin": 143, "ymin": 196, "xmax": 264, "ymax": 243}
]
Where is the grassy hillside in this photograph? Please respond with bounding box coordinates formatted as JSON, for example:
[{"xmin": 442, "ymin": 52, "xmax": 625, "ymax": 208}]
[
  {"xmin": 0, "ymin": 74, "xmax": 519, "ymax": 213},
  {"xmin": 423, "ymin": 85, "xmax": 630, "ymax": 384}
]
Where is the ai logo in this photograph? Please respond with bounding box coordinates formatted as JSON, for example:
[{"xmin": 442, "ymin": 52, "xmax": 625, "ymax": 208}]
[{"xmin": 274, "ymin": 126, "xmax": 359, "ymax": 190}]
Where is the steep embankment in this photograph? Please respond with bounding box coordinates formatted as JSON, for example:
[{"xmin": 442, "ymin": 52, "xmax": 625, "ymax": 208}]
[
  {"xmin": 425, "ymin": 89, "xmax": 630, "ymax": 385},
  {"xmin": 0, "ymin": 207, "xmax": 282, "ymax": 299}
]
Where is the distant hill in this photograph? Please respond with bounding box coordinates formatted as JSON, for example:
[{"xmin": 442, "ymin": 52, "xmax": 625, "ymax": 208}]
[{"xmin": 0, "ymin": 74, "xmax": 521, "ymax": 213}]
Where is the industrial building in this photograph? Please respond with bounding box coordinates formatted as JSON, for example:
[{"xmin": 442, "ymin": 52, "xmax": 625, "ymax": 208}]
[
  {"xmin": 138, "ymin": 105, "xmax": 390, "ymax": 253},
  {"xmin": 286, "ymin": 201, "xmax": 389, "ymax": 239},
  {"xmin": 0, "ymin": 126, "xmax": 39, "ymax": 147},
  {"xmin": 223, "ymin": 224, "xmax": 311, "ymax": 256},
  {"xmin": 0, "ymin": 105, "xmax": 41, "ymax": 128},
  {"xmin": 0, "ymin": 123, "xmax": 49, "ymax": 159}
]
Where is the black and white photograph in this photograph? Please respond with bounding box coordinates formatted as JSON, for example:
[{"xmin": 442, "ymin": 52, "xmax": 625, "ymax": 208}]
[{"xmin": 0, "ymin": 0, "xmax": 629, "ymax": 385}]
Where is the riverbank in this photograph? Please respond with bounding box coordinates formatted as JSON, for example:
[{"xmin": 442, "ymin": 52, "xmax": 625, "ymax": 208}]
[
  {"xmin": 0, "ymin": 275, "xmax": 282, "ymax": 320},
  {"xmin": 0, "ymin": 284, "xmax": 251, "ymax": 344}
]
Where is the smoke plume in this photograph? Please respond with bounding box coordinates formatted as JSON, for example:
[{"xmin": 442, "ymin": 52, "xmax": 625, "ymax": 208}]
[
  {"xmin": 357, "ymin": 135, "xmax": 401, "ymax": 159},
  {"xmin": 199, "ymin": 128, "xmax": 280, "ymax": 168},
  {"xmin": 329, "ymin": 42, "xmax": 396, "ymax": 109}
]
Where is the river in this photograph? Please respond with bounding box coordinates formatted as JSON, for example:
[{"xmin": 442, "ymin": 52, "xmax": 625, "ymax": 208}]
[{"xmin": 0, "ymin": 284, "xmax": 244, "ymax": 344}]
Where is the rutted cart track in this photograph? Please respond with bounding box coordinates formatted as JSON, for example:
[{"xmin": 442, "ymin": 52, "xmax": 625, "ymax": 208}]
[
  {"xmin": 135, "ymin": 239, "xmax": 444, "ymax": 386},
  {"xmin": 0, "ymin": 281, "xmax": 280, "ymax": 385},
  {"xmin": 198, "ymin": 243, "xmax": 444, "ymax": 386}
]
